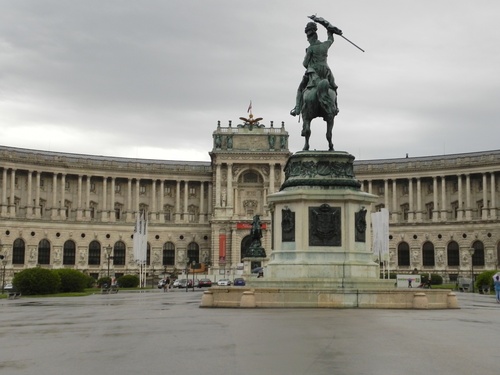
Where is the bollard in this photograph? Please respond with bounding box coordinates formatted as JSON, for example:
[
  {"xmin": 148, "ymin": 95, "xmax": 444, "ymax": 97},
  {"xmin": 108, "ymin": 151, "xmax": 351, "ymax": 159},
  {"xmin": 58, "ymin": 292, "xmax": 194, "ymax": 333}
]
[
  {"xmin": 240, "ymin": 291, "xmax": 256, "ymax": 308},
  {"xmin": 412, "ymin": 292, "xmax": 428, "ymax": 309},
  {"xmin": 447, "ymin": 292, "xmax": 459, "ymax": 309},
  {"xmin": 200, "ymin": 290, "xmax": 214, "ymax": 307}
]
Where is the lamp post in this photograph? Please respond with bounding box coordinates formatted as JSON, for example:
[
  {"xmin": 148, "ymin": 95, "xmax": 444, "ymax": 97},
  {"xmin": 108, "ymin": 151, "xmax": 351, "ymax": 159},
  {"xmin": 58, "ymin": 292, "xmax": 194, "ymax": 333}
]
[
  {"xmin": 151, "ymin": 266, "xmax": 155, "ymax": 289},
  {"xmin": 186, "ymin": 259, "xmax": 190, "ymax": 292},
  {"xmin": 469, "ymin": 248, "xmax": 475, "ymax": 293},
  {"xmin": 192, "ymin": 260, "xmax": 196, "ymax": 291},
  {"xmin": 105, "ymin": 245, "xmax": 113, "ymax": 279},
  {"xmin": 0, "ymin": 255, "xmax": 6, "ymax": 294}
]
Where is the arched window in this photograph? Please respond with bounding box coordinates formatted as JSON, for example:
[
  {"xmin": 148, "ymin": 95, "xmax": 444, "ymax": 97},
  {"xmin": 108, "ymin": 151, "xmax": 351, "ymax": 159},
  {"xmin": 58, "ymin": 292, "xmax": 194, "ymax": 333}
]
[
  {"xmin": 471, "ymin": 240, "xmax": 485, "ymax": 266},
  {"xmin": 187, "ymin": 242, "xmax": 199, "ymax": 264},
  {"xmin": 63, "ymin": 240, "xmax": 76, "ymax": 265},
  {"xmin": 447, "ymin": 241, "xmax": 460, "ymax": 267},
  {"xmin": 38, "ymin": 239, "xmax": 51, "ymax": 265},
  {"xmin": 12, "ymin": 238, "xmax": 26, "ymax": 265},
  {"xmin": 422, "ymin": 241, "xmax": 435, "ymax": 267},
  {"xmin": 397, "ymin": 242, "xmax": 410, "ymax": 266},
  {"xmin": 163, "ymin": 242, "xmax": 175, "ymax": 266},
  {"xmin": 113, "ymin": 241, "xmax": 126, "ymax": 265},
  {"xmin": 88, "ymin": 240, "xmax": 101, "ymax": 265}
]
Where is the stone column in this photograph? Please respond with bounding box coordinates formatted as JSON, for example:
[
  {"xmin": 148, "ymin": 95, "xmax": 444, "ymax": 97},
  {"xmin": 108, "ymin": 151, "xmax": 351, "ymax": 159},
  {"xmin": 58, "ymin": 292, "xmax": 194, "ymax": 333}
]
[
  {"xmin": 269, "ymin": 163, "xmax": 275, "ymax": 194},
  {"xmin": 384, "ymin": 179, "xmax": 389, "ymax": 211},
  {"xmin": 482, "ymin": 173, "xmax": 488, "ymax": 220},
  {"xmin": 126, "ymin": 178, "xmax": 132, "ymax": 221},
  {"xmin": 465, "ymin": 174, "xmax": 471, "ymax": 220},
  {"xmin": 86, "ymin": 176, "xmax": 92, "ymax": 220},
  {"xmin": 227, "ymin": 164, "xmax": 233, "ymax": 208},
  {"xmin": 60, "ymin": 173, "xmax": 66, "ymax": 219},
  {"xmin": 1, "ymin": 169, "xmax": 7, "ymax": 216},
  {"xmin": 135, "ymin": 179, "xmax": 140, "ymax": 213},
  {"xmin": 432, "ymin": 176, "xmax": 438, "ymax": 222},
  {"xmin": 52, "ymin": 173, "xmax": 58, "ymax": 218},
  {"xmin": 151, "ymin": 179, "xmax": 157, "ymax": 222},
  {"xmin": 175, "ymin": 180, "xmax": 181, "ymax": 222},
  {"xmin": 408, "ymin": 178, "xmax": 414, "ymax": 223},
  {"xmin": 233, "ymin": 185, "xmax": 238, "ymax": 216},
  {"xmin": 199, "ymin": 181, "xmax": 205, "ymax": 223},
  {"xmin": 76, "ymin": 175, "xmax": 83, "ymax": 220},
  {"xmin": 184, "ymin": 180, "xmax": 189, "ymax": 223},
  {"xmin": 231, "ymin": 228, "xmax": 238, "ymax": 271},
  {"xmin": 490, "ymin": 173, "xmax": 497, "ymax": 219},
  {"xmin": 35, "ymin": 171, "xmax": 41, "ymax": 218},
  {"xmin": 440, "ymin": 175, "xmax": 447, "ymax": 221},
  {"xmin": 208, "ymin": 182, "xmax": 213, "ymax": 215},
  {"xmin": 102, "ymin": 176, "xmax": 108, "ymax": 221},
  {"xmin": 457, "ymin": 174, "xmax": 463, "ymax": 220},
  {"xmin": 215, "ymin": 164, "xmax": 221, "ymax": 208},
  {"xmin": 416, "ymin": 178, "xmax": 422, "ymax": 221},
  {"xmin": 9, "ymin": 169, "xmax": 16, "ymax": 217},
  {"xmin": 27, "ymin": 170, "xmax": 33, "ymax": 218},
  {"xmin": 110, "ymin": 177, "xmax": 116, "ymax": 222},
  {"xmin": 159, "ymin": 180, "xmax": 165, "ymax": 223},
  {"xmin": 392, "ymin": 179, "xmax": 398, "ymax": 222}
]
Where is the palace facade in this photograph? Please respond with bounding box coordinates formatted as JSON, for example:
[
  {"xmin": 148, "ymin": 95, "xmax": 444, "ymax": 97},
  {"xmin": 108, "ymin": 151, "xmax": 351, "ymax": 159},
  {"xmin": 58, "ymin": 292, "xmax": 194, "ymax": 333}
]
[{"xmin": 1, "ymin": 117, "xmax": 499, "ymax": 284}]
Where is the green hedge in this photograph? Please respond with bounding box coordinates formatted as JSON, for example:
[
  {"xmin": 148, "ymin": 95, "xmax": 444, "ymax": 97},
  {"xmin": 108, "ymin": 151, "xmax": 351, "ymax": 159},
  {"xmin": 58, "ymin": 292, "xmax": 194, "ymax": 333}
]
[
  {"xmin": 13, "ymin": 267, "xmax": 61, "ymax": 295},
  {"xmin": 53, "ymin": 269, "xmax": 89, "ymax": 293},
  {"xmin": 117, "ymin": 274, "xmax": 139, "ymax": 288},
  {"xmin": 13, "ymin": 267, "xmax": 95, "ymax": 295},
  {"xmin": 97, "ymin": 277, "xmax": 112, "ymax": 288},
  {"xmin": 475, "ymin": 270, "xmax": 497, "ymax": 290},
  {"xmin": 420, "ymin": 273, "xmax": 443, "ymax": 285}
]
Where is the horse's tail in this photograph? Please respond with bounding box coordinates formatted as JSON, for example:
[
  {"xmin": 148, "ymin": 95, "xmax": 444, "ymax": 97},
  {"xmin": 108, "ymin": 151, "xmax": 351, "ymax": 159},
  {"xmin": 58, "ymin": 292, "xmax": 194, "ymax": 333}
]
[{"xmin": 317, "ymin": 79, "xmax": 336, "ymax": 117}]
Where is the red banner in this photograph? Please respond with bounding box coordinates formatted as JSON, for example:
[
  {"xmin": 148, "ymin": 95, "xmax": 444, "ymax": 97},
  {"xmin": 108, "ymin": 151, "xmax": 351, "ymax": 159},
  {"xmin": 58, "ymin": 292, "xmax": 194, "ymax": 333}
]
[
  {"xmin": 236, "ymin": 222, "xmax": 267, "ymax": 230},
  {"xmin": 219, "ymin": 234, "xmax": 226, "ymax": 263}
]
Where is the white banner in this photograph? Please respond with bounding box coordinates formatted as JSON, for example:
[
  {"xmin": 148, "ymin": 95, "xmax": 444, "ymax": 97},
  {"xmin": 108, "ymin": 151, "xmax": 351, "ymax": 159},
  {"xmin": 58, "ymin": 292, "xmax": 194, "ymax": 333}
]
[
  {"xmin": 371, "ymin": 208, "xmax": 389, "ymax": 259},
  {"xmin": 133, "ymin": 211, "xmax": 148, "ymax": 263}
]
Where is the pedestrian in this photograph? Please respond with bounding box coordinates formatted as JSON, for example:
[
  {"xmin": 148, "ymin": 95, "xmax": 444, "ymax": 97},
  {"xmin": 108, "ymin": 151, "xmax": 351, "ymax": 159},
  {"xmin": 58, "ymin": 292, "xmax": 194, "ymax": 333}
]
[
  {"xmin": 165, "ymin": 277, "xmax": 171, "ymax": 292},
  {"xmin": 408, "ymin": 278, "xmax": 412, "ymax": 288},
  {"xmin": 494, "ymin": 275, "xmax": 500, "ymax": 303}
]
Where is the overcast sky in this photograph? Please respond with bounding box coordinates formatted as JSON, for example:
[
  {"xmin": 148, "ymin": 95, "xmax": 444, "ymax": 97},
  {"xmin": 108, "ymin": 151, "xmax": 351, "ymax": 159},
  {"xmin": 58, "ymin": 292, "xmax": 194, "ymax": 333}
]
[{"xmin": 1, "ymin": 1, "xmax": 499, "ymax": 162}]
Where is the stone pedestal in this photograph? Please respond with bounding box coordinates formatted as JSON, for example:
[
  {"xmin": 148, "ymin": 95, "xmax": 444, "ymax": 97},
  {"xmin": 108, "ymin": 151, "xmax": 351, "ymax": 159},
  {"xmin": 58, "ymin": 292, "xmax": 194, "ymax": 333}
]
[
  {"xmin": 254, "ymin": 151, "xmax": 391, "ymax": 289},
  {"xmin": 201, "ymin": 151, "xmax": 458, "ymax": 309}
]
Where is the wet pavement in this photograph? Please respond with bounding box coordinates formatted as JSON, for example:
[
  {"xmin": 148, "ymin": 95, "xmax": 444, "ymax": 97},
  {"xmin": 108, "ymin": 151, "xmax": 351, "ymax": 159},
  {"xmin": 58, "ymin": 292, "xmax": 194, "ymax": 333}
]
[{"xmin": 0, "ymin": 289, "xmax": 499, "ymax": 375}]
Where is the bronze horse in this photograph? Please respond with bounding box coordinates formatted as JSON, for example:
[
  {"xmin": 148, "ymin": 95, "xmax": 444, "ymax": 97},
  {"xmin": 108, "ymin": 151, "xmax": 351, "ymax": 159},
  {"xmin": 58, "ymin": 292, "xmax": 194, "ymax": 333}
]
[{"xmin": 298, "ymin": 71, "xmax": 338, "ymax": 151}]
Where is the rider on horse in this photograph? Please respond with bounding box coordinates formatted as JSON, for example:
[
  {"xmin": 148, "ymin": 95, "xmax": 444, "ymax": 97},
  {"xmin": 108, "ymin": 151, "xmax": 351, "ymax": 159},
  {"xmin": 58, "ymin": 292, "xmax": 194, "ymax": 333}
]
[{"xmin": 291, "ymin": 17, "xmax": 341, "ymax": 117}]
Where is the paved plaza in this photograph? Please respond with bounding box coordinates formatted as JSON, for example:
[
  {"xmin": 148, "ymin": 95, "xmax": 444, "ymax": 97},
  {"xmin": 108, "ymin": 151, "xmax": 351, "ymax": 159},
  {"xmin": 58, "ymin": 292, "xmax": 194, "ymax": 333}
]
[{"xmin": 0, "ymin": 289, "xmax": 498, "ymax": 375}]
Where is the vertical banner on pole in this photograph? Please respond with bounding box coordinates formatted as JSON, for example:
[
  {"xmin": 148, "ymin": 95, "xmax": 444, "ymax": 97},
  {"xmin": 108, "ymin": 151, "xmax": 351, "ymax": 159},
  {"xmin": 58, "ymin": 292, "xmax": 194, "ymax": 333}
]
[{"xmin": 371, "ymin": 209, "xmax": 390, "ymax": 279}]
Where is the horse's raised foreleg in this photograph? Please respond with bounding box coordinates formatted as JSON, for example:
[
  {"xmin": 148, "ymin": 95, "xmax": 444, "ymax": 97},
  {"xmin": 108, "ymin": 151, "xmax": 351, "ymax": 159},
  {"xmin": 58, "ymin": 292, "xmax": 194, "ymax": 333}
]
[
  {"xmin": 326, "ymin": 117, "xmax": 334, "ymax": 151},
  {"xmin": 302, "ymin": 119, "xmax": 311, "ymax": 151}
]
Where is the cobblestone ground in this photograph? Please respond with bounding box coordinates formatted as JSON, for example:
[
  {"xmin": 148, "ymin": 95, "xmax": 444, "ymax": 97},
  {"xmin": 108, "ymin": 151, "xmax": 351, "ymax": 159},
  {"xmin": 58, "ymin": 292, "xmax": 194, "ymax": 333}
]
[{"xmin": 0, "ymin": 289, "xmax": 498, "ymax": 375}]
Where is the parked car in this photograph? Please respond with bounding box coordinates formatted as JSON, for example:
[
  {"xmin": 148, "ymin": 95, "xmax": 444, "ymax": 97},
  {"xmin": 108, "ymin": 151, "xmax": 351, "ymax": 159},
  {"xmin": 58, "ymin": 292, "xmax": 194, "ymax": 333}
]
[
  {"xmin": 4, "ymin": 282, "xmax": 13, "ymax": 291},
  {"xmin": 217, "ymin": 278, "xmax": 232, "ymax": 286},
  {"xmin": 157, "ymin": 280, "xmax": 166, "ymax": 289},
  {"xmin": 186, "ymin": 279, "xmax": 199, "ymax": 288},
  {"xmin": 176, "ymin": 279, "xmax": 188, "ymax": 288},
  {"xmin": 233, "ymin": 278, "xmax": 246, "ymax": 286},
  {"xmin": 198, "ymin": 278, "xmax": 212, "ymax": 288},
  {"xmin": 173, "ymin": 279, "xmax": 181, "ymax": 288}
]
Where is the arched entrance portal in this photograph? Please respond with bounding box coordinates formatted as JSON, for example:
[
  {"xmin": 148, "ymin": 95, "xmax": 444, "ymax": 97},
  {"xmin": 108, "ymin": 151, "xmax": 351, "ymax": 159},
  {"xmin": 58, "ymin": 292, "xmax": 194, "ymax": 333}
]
[
  {"xmin": 240, "ymin": 235, "xmax": 263, "ymax": 273},
  {"xmin": 240, "ymin": 235, "xmax": 252, "ymax": 260}
]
